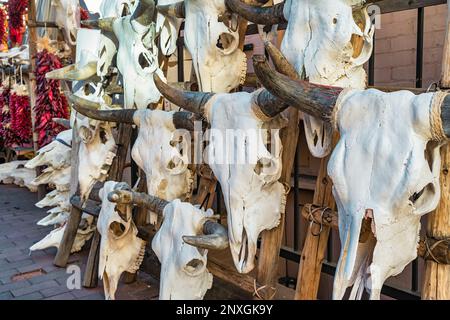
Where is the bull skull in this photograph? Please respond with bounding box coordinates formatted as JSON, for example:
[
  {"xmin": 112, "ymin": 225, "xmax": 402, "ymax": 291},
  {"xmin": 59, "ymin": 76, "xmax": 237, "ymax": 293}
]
[
  {"xmin": 30, "ymin": 217, "xmax": 95, "ymax": 254},
  {"xmin": 154, "ymin": 73, "xmax": 290, "ymax": 274},
  {"xmin": 108, "ymin": 187, "xmax": 228, "ymax": 299},
  {"xmin": 97, "ymin": 181, "xmax": 146, "ymax": 300},
  {"xmin": 157, "ymin": 0, "xmax": 265, "ymax": 93},
  {"xmin": 52, "ymin": 0, "xmax": 81, "ymax": 46},
  {"xmin": 69, "ymin": 95, "xmax": 199, "ymax": 205},
  {"xmin": 254, "ymin": 55, "xmax": 450, "ymax": 300},
  {"xmin": 227, "ymin": 0, "xmax": 374, "ymax": 157},
  {"xmin": 25, "ymin": 130, "xmax": 72, "ymax": 170}
]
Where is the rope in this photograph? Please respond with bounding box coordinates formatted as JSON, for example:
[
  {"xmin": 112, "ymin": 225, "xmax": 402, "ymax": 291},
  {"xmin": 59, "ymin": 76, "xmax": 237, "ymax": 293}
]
[
  {"xmin": 423, "ymin": 236, "xmax": 450, "ymax": 265},
  {"xmin": 253, "ymin": 279, "xmax": 276, "ymax": 300},
  {"xmin": 305, "ymin": 204, "xmax": 332, "ymax": 237},
  {"xmin": 331, "ymin": 88, "xmax": 354, "ymax": 131},
  {"xmin": 429, "ymin": 91, "xmax": 449, "ymax": 142}
]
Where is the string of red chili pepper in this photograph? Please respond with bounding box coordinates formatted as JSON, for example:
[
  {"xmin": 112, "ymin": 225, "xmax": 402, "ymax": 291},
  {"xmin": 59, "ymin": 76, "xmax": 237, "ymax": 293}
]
[
  {"xmin": 0, "ymin": 85, "xmax": 22, "ymax": 148},
  {"xmin": 9, "ymin": 89, "xmax": 32, "ymax": 141},
  {"xmin": 8, "ymin": 0, "xmax": 27, "ymax": 45},
  {"xmin": 34, "ymin": 49, "xmax": 70, "ymax": 148}
]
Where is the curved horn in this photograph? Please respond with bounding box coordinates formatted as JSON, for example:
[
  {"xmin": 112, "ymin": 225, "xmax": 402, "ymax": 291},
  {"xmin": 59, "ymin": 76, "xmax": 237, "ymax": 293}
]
[
  {"xmin": 46, "ymin": 61, "xmax": 98, "ymax": 81},
  {"xmin": 183, "ymin": 220, "xmax": 229, "ymax": 250},
  {"xmin": 225, "ymin": 0, "xmax": 286, "ymax": 25},
  {"xmin": 108, "ymin": 190, "xmax": 169, "ymax": 216},
  {"xmin": 264, "ymin": 41, "xmax": 299, "ymax": 80},
  {"xmin": 81, "ymin": 18, "xmax": 116, "ymax": 32},
  {"xmin": 52, "ymin": 118, "xmax": 71, "ymax": 129},
  {"xmin": 253, "ymin": 55, "xmax": 342, "ymax": 121},
  {"xmin": 154, "ymin": 73, "xmax": 214, "ymax": 116},
  {"xmin": 69, "ymin": 95, "xmax": 135, "ymax": 124},
  {"xmin": 132, "ymin": 0, "xmax": 156, "ymax": 26},
  {"xmin": 173, "ymin": 111, "xmax": 202, "ymax": 131},
  {"xmin": 157, "ymin": 1, "xmax": 185, "ymax": 19}
]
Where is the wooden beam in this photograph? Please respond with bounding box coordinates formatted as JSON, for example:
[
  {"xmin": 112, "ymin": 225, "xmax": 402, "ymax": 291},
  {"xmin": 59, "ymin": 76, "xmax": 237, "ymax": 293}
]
[
  {"xmin": 374, "ymin": 0, "xmax": 446, "ymax": 14},
  {"xmin": 26, "ymin": 0, "xmax": 46, "ymax": 200},
  {"xmin": 27, "ymin": 21, "xmax": 59, "ymax": 29},
  {"xmin": 422, "ymin": 0, "xmax": 450, "ymax": 300},
  {"xmin": 294, "ymin": 136, "xmax": 337, "ymax": 300}
]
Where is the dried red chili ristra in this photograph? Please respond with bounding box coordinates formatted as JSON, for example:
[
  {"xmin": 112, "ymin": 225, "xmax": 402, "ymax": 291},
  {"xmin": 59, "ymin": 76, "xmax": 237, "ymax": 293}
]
[
  {"xmin": 9, "ymin": 90, "xmax": 32, "ymax": 141},
  {"xmin": 8, "ymin": 0, "xmax": 27, "ymax": 45},
  {"xmin": 34, "ymin": 49, "xmax": 70, "ymax": 148}
]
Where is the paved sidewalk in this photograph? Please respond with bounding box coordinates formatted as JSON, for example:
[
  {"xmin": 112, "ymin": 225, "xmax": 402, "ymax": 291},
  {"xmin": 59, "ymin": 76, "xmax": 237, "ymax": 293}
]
[{"xmin": 0, "ymin": 184, "xmax": 159, "ymax": 300}]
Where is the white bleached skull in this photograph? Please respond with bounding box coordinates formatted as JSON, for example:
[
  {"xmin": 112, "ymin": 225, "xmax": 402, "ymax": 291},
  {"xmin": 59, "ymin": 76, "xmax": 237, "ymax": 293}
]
[
  {"xmin": 329, "ymin": 89, "xmax": 444, "ymax": 300},
  {"xmin": 281, "ymin": 0, "xmax": 373, "ymax": 157},
  {"xmin": 131, "ymin": 109, "xmax": 193, "ymax": 202},
  {"xmin": 52, "ymin": 0, "xmax": 81, "ymax": 46},
  {"xmin": 113, "ymin": 15, "xmax": 164, "ymax": 109},
  {"xmin": 156, "ymin": 0, "xmax": 183, "ymax": 56},
  {"xmin": 204, "ymin": 92, "xmax": 288, "ymax": 274},
  {"xmin": 184, "ymin": 0, "xmax": 247, "ymax": 92},
  {"xmin": 37, "ymin": 208, "xmax": 70, "ymax": 227},
  {"xmin": 152, "ymin": 199, "xmax": 214, "ymax": 300},
  {"xmin": 30, "ymin": 216, "xmax": 95, "ymax": 254},
  {"xmin": 25, "ymin": 130, "xmax": 72, "ymax": 170},
  {"xmin": 32, "ymin": 166, "xmax": 71, "ymax": 192},
  {"xmin": 97, "ymin": 181, "xmax": 146, "ymax": 300},
  {"xmin": 78, "ymin": 116, "xmax": 117, "ymax": 204},
  {"xmin": 0, "ymin": 161, "xmax": 29, "ymax": 183},
  {"xmin": 96, "ymin": 0, "xmax": 137, "ymax": 77},
  {"xmin": 36, "ymin": 189, "xmax": 70, "ymax": 211}
]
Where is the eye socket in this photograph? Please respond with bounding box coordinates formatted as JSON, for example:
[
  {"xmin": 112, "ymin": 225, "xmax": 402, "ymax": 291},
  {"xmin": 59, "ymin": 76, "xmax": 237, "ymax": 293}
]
[
  {"xmin": 99, "ymin": 128, "xmax": 108, "ymax": 144},
  {"xmin": 409, "ymin": 184, "xmax": 433, "ymax": 204}
]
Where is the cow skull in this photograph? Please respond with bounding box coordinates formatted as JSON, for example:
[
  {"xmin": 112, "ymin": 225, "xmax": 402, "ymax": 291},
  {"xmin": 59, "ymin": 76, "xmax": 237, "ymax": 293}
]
[
  {"xmin": 227, "ymin": 0, "xmax": 374, "ymax": 157},
  {"xmin": 52, "ymin": 0, "xmax": 81, "ymax": 46},
  {"xmin": 254, "ymin": 55, "xmax": 450, "ymax": 300},
  {"xmin": 69, "ymin": 95, "xmax": 199, "ymax": 205},
  {"xmin": 30, "ymin": 216, "xmax": 95, "ymax": 254},
  {"xmin": 108, "ymin": 187, "xmax": 228, "ymax": 300},
  {"xmin": 97, "ymin": 181, "xmax": 146, "ymax": 300},
  {"xmin": 37, "ymin": 208, "xmax": 70, "ymax": 227},
  {"xmin": 31, "ymin": 166, "xmax": 71, "ymax": 192},
  {"xmin": 154, "ymin": 73, "xmax": 290, "ymax": 274},
  {"xmin": 157, "ymin": 0, "xmax": 260, "ymax": 93},
  {"xmin": 25, "ymin": 130, "xmax": 72, "ymax": 170},
  {"xmin": 96, "ymin": 0, "xmax": 137, "ymax": 77},
  {"xmin": 36, "ymin": 189, "xmax": 70, "ymax": 210}
]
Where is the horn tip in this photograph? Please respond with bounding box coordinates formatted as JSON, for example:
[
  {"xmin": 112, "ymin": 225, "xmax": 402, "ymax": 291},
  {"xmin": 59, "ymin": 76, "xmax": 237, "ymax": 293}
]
[{"xmin": 107, "ymin": 192, "xmax": 120, "ymax": 203}]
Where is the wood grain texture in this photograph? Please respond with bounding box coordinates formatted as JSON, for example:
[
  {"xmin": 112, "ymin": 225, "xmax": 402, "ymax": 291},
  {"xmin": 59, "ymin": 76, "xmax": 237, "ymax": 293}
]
[
  {"xmin": 295, "ymin": 135, "xmax": 338, "ymax": 300},
  {"xmin": 422, "ymin": 144, "xmax": 450, "ymax": 299}
]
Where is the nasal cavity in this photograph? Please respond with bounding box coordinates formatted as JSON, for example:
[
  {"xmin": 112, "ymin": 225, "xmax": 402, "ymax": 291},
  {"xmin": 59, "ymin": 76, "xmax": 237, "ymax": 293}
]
[
  {"xmin": 360, "ymin": 209, "xmax": 376, "ymax": 241},
  {"xmin": 216, "ymin": 33, "xmax": 237, "ymax": 54}
]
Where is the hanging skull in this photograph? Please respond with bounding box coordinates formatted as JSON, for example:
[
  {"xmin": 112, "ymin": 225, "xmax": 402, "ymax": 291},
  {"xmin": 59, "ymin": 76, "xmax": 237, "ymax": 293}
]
[
  {"xmin": 69, "ymin": 96, "xmax": 199, "ymax": 205},
  {"xmin": 157, "ymin": 0, "xmax": 267, "ymax": 93},
  {"xmin": 31, "ymin": 166, "xmax": 71, "ymax": 192},
  {"xmin": 96, "ymin": 0, "xmax": 137, "ymax": 77},
  {"xmin": 254, "ymin": 55, "xmax": 450, "ymax": 300},
  {"xmin": 25, "ymin": 130, "xmax": 72, "ymax": 170},
  {"xmin": 52, "ymin": 0, "xmax": 81, "ymax": 46},
  {"xmin": 97, "ymin": 181, "xmax": 146, "ymax": 300},
  {"xmin": 108, "ymin": 187, "xmax": 228, "ymax": 299},
  {"xmin": 226, "ymin": 0, "xmax": 374, "ymax": 157},
  {"xmin": 30, "ymin": 216, "xmax": 95, "ymax": 254},
  {"xmin": 156, "ymin": 0, "xmax": 183, "ymax": 56},
  {"xmin": 154, "ymin": 73, "xmax": 290, "ymax": 274},
  {"xmin": 83, "ymin": 0, "xmax": 164, "ymax": 109}
]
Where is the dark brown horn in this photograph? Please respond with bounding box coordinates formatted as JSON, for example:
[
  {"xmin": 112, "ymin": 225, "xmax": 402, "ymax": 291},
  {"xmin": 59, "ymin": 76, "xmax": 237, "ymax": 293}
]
[
  {"xmin": 81, "ymin": 18, "xmax": 116, "ymax": 32},
  {"xmin": 69, "ymin": 95, "xmax": 135, "ymax": 124},
  {"xmin": 173, "ymin": 111, "xmax": 202, "ymax": 131},
  {"xmin": 154, "ymin": 73, "xmax": 214, "ymax": 116},
  {"xmin": 225, "ymin": 0, "xmax": 286, "ymax": 25},
  {"xmin": 183, "ymin": 220, "xmax": 229, "ymax": 250},
  {"xmin": 108, "ymin": 190, "xmax": 169, "ymax": 216},
  {"xmin": 157, "ymin": 1, "xmax": 185, "ymax": 18},
  {"xmin": 132, "ymin": 0, "xmax": 156, "ymax": 26},
  {"xmin": 253, "ymin": 55, "xmax": 343, "ymax": 121},
  {"xmin": 439, "ymin": 94, "xmax": 450, "ymax": 139},
  {"xmin": 264, "ymin": 41, "xmax": 299, "ymax": 80}
]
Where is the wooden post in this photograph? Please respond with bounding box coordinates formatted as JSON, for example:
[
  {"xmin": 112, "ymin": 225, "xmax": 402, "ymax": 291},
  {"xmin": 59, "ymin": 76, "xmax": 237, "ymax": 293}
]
[
  {"xmin": 26, "ymin": 0, "xmax": 46, "ymax": 200},
  {"xmin": 294, "ymin": 137, "xmax": 337, "ymax": 299},
  {"xmin": 255, "ymin": 50, "xmax": 301, "ymax": 299},
  {"xmin": 422, "ymin": 0, "xmax": 450, "ymax": 299}
]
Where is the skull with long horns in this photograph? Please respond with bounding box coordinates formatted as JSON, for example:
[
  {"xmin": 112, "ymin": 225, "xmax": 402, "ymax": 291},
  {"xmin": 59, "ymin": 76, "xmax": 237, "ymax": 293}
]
[{"xmin": 254, "ymin": 55, "xmax": 450, "ymax": 300}]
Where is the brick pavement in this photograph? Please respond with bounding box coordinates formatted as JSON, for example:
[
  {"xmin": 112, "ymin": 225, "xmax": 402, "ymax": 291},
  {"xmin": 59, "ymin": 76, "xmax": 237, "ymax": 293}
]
[{"xmin": 0, "ymin": 184, "xmax": 159, "ymax": 300}]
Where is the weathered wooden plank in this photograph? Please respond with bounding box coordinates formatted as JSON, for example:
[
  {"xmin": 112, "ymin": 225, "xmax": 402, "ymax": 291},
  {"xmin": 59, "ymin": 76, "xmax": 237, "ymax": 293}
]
[
  {"xmin": 374, "ymin": 0, "xmax": 446, "ymax": 14},
  {"xmin": 82, "ymin": 230, "xmax": 100, "ymax": 288}
]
